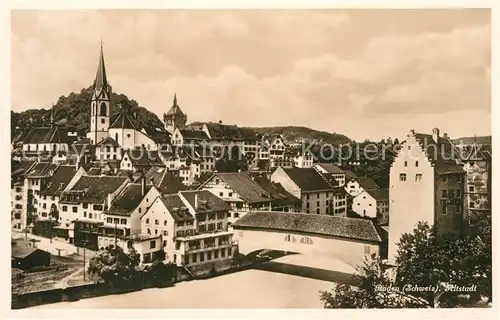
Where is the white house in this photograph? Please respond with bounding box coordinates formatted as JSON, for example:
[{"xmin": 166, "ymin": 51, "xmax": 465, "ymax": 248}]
[
  {"xmin": 314, "ymin": 163, "xmax": 347, "ymax": 186},
  {"xmin": 345, "ymin": 176, "xmax": 380, "ymax": 197},
  {"xmin": 352, "ymin": 188, "xmax": 389, "ymax": 223}
]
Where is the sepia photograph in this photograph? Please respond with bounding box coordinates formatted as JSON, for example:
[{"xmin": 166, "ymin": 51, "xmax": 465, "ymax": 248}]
[{"xmin": 7, "ymin": 6, "xmax": 493, "ymax": 313}]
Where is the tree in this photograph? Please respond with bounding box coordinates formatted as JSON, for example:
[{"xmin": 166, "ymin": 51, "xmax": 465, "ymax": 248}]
[
  {"xmin": 320, "ymin": 218, "xmax": 492, "ymax": 308},
  {"xmin": 88, "ymin": 246, "xmax": 140, "ymax": 287}
]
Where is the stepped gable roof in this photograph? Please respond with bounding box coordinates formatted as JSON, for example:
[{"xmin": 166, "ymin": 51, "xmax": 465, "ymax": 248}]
[
  {"xmin": 282, "ymin": 167, "xmax": 334, "ymax": 192},
  {"xmin": 233, "ymin": 211, "xmax": 383, "ymax": 243},
  {"xmin": 96, "ymin": 137, "xmax": 120, "ymax": 147},
  {"xmin": 62, "ymin": 175, "xmax": 128, "ymax": 203},
  {"xmin": 413, "ymin": 132, "xmax": 464, "ymax": 175},
  {"xmin": 26, "ymin": 162, "xmax": 58, "ymax": 178},
  {"xmin": 22, "ymin": 127, "xmax": 68, "ymax": 144},
  {"xmin": 180, "ymin": 190, "xmax": 232, "ymax": 213},
  {"xmin": 316, "ymin": 163, "xmax": 344, "ymax": 174},
  {"xmin": 206, "ymin": 172, "xmax": 271, "ymax": 203},
  {"xmin": 144, "ymin": 167, "xmax": 188, "ymax": 195},
  {"xmin": 40, "ymin": 165, "xmax": 77, "ymax": 196},
  {"xmin": 252, "ymin": 175, "xmax": 301, "ymax": 206},
  {"xmin": 363, "ymin": 188, "xmax": 389, "ymax": 201},
  {"xmin": 158, "ymin": 194, "xmax": 194, "ymax": 222},
  {"xmin": 106, "ymin": 183, "xmax": 151, "ymax": 216}
]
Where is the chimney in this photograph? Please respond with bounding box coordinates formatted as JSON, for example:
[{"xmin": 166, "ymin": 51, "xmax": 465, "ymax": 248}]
[
  {"xmin": 432, "ymin": 128, "xmax": 440, "ymax": 143},
  {"xmin": 410, "ymin": 129, "xmax": 415, "ymax": 135},
  {"xmin": 194, "ymin": 193, "xmax": 199, "ymax": 209},
  {"xmin": 141, "ymin": 175, "xmax": 146, "ymax": 196},
  {"xmin": 443, "ymin": 132, "xmax": 448, "ymax": 139},
  {"xmin": 150, "ymin": 177, "xmax": 155, "ymax": 186}
]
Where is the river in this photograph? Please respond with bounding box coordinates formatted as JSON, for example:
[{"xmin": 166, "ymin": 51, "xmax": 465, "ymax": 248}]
[{"xmin": 33, "ymin": 268, "xmax": 336, "ymax": 309}]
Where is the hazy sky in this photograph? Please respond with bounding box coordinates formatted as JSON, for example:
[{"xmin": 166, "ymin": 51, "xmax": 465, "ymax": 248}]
[{"xmin": 11, "ymin": 9, "xmax": 491, "ymax": 141}]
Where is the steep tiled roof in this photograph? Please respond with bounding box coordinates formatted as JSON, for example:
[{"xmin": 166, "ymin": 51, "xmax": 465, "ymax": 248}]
[
  {"xmin": 125, "ymin": 150, "xmax": 165, "ymax": 168},
  {"xmin": 11, "ymin": 160, "xmax": 36, "ymax": 177},
  {"xmin": 413, "ymin": 132, "xmax": 464, "ymax": 175},
  {"xmin": 144, "ymin": 167, "xmax": 188, "ymax": 195},
  {"xmin": 316, "ymin": 163, "xmax": 344, "ymax": 174},
  {"xmin": 62, "ymin": 175, "xmax": 128, "ymax": 203},
  {"xmin": 40, "ymin": 165, "xmax": 77, "ymax": 196},
  {"xmin": 204, "ymin": 123, "xmax": 258, "ymax": 141},
  {"xmin": 364, "ymin": 188, "xmax": 389, "ymax": 201},
  {"xmin": 22, "ymin": 127, "xmax": 68, "ymax": 144},
  {"xmin": 140, "ymin": 124, "xmax": 170, "ymax": 144},
  {"xmin": 357, "ymin": 177, "xmax": 380, "ymax": 190},
  {"xmin": 252, "ymin": 175, "xmax": 301, "ymax": 206},
  {"xmin": 26, "ymin": 162, "xmax": 58, "ymax": 178},
  {"xmin": 110, "ymin": 111, "xmax": 136, "ymax": 130},
  {"xmin": 159, "ymin": 195, "xmax": 193, "ymax": 222},
  {"xmin": 106, "ymin": 183, "xmax": 151, "ymax": 216},
  {"xmin": 180, "ymin": 190, "xmax": 232, "ymax": 213},
  {"xmin": 344, "ymin": 170, "xmax": 357, "ymax": 180},
  {"xmin": 212, "ymin": 172, "xmax": 271, "ymax": 203},
  {"xmin": 283, "ymin": 167, "xmax": 334, "ymax": 192},
  {"xmin": 180, "ymin": 129, "xmax": 210, "ymax": 140},
  {"xmin": 96, "ymin": 136, "xmax": 120, "ymax": 147},
  {"xmin": 233, "ymin": 211, "xmax": 383, "ymax": 243}
]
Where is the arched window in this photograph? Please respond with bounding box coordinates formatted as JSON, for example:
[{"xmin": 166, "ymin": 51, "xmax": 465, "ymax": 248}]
[{"xmin": 100, "ymin": 102, "xmax": 107, "ymax": 116}]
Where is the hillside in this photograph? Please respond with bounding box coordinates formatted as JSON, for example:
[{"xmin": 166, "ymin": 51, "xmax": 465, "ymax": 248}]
[
  {"xmin": 11, "ymin": 86, "xmax": 164, "ymax": 139},
  {"xmin": 12, "ymin": 86, "xmax": 353, "ymax": 145}
]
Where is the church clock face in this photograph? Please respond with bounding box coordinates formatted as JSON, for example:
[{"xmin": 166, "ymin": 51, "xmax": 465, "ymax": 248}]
[{"xmin": 167, "ymin": 119, "xmax": 172, "ymax": 125}]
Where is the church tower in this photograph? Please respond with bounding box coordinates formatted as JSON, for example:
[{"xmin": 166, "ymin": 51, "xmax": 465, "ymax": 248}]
[
  {"xmin": 163, "ymin": 93, "xmax": 187, "ymax": 134},
  {"xmin": 87, "ymin": 43, "xmax": 111, "ymax": 144}
]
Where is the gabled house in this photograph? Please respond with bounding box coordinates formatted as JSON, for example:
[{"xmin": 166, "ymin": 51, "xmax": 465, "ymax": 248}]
[
  {"xmin": 352, "ymin": 188, "xmax": 389, "ymax": 224},
  {"xmin": 198, "ymin": 172, "xmax": 301, "ymax": 224},
  {"xmin": 314, "ymin": 163, "xmax": 347, "ymax": 186},
  {"xmin": 120, "ymin": 149, "xmax": 166, "ymax": 172},
  {"xmin": 388, "ymin": 128, "xmax": 466, "ymax": 262},
  {"xmin": 59, "ymin": 175, "xmax": 130, "ymax": 249},
  {"xmin": 95, "ymin": 136, "xmax": 121, "ymax": 161},
  {"xmin": 345, "ymin": 176, "xmax": 380, "ymax": 197},
  {"xmin": 270, "ymin": 167, "xmax": 347, "ymax": 216}
]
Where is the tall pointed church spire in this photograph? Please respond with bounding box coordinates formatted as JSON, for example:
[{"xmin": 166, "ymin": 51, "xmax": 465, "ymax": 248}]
[
  {"xmin": 94, "ymin": 40, "xmax": 108, "ymax": 91},
  {"xmin": 173, "ymin": 93, "xmax": 178, "ymax": 106}
]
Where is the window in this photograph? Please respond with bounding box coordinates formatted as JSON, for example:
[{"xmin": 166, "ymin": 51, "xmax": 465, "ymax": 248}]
[
  {"xmin": 155, "ymin": 229, "xmax": 158, "ymax": 235},
  {"xmin": 219, "ymin": 192, "xmax": 223, "ymax": 197},
  {"xmin": 192, "ymin": 254, "xmax": 197, "ymax": 263},
  {"xmin": 83, "ymin": 203, "xmax": 88, "ymax": 209},
  {"xmin": 207, "ymin": 251, "xmax": 212, "ymax": 260},
  {"xmin": 147, "ymin": 228, "xmax": 151, "ymax": 234},
  {"xmin": 364, "ymin": 245, "xmax": 371, "ymax": 255},
  {"xmin": 150, "ymin": 240, "xmax": 156, "ymax": 249},
  {"xmin": 228, "ymin": 192, "xmax": 233, "ymax": 197},
  {"xmin": 121, "ymin": 219, "xmax": 127, "ymax": 225},
  {"xmin": 72, "ymin": 206, "xmax": 78, "ymax": 213},
  {"xmin": 146, "ymin": 218, "xmax": 150, "ymax": 224},
  {"xmin": 163, "ymin": 230, "xmax": 167, "ymax": 236},
  {"xmin": 101, "ymin": 118, "xmax": 105, "ymax": 124},
  {"xmin": 456, "ymin": 189, "xmax": 461, "ymax": 197},
  {"xmin": 316, "ymin": 208, "xmax": 320, "ymax": 214},
  {"xmin": 107, "ymin": 217, "xmax": 113, "ymax": 223},
  {"xmin": 404, "ymin": 161, "xmax": 408, "ymax": 167},
  {"xmin": 163, "ymin": 240, "xmax": 167, "ymax": 247},
  {"xmin": 62, "ymin": 206, "xmax": 67, "ymax": 212},
  {"xmin": 415, "ymin": 174, "xmax": 423, "ymax": 182},
  {"xmin": 415, "ymin": 161, "xmax": 419, "ymax": 167},
  {"xmin": 164, "ymin": 220, "xmax": 167, "ymax": 226},
  {"xmin": 306, "ymin": 194, "xmax": 309, "ymax": 200},
  {"xmin": 469, "ymin": 186, "xmax": 475, "ymax": 192},
  {"xmin": 127, "ymin": 134, "xmax": 131, "ymax": 138},
  {"xmin": 200, "ymin": 253, "xmax": 205, "ymax": 262},
  {"xmin": 93, "ymin": 204, "xmax": 103, "ymax": 211},
  {"xmin": 470, "ymin": 202, "xmax": 475, "ymax": 208},
  {"xmin": 214, "ymin": 250, "xmax": 219, "ymax": 259},
  {"xmin": 442, "ymin": 190, "xmax": 448, "ymax": 198},
  {"xmin": 155, "ymin": 219, "xmax": 159, "ymax": 225},
  {"xmin": 399, "ymin": 173, "xmax": 406, "ymax": 181},
  {"xmin": 228, "ymin": 247, "xmax": 232, "ymax": 256}
]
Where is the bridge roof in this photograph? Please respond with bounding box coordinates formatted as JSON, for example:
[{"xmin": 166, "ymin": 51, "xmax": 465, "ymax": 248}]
[{"xmin": 233, "ymin": 211, "xmax": 384, "ymax": 243}]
